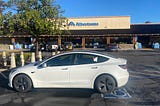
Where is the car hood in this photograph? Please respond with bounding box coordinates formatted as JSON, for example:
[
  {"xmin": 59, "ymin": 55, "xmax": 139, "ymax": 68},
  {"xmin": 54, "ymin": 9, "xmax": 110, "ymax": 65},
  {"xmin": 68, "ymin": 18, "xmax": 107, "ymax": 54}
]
[{"xmin": 15, "ymin": 62, "xmax": 37, "ymax": 73}]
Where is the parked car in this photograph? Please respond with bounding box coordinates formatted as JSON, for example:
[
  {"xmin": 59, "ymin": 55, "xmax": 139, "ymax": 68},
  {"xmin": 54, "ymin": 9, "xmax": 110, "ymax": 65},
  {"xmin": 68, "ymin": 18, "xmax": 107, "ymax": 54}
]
[
  {"xmin": 105, "ymin": 44, "xmax": 119, "ymax": 52},
  {"xmin": 30, "ymin": 44, "xmax": 45, "ymax": 52},
  {"xmin": 8, "ymin": 51, "xmax": 129, "ymax": 93},
  {"xmin": 62, "ymin": 42, "xmax": 73, "ymax": 51},
  {"xmin": 46, "ymin": 42, "xmax": 61, "ymax": 52}
]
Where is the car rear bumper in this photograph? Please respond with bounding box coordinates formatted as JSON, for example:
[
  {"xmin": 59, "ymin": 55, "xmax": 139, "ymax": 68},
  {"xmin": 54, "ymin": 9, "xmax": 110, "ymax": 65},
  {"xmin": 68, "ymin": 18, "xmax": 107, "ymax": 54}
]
[
  {"xmin": 117, "ymin": 72, "xmax": 129, "ymax": 87},
  {"xmin": 8, "ymin": 83, "xmax": 12, "ymax": 88}
]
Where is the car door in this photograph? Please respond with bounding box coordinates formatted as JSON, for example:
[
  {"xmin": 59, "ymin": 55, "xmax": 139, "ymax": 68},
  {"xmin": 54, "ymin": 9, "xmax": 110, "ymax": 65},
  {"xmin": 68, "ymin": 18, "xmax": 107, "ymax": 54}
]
[
  {"xmin": 69, "ymin": 53, "xmax": 100, "ymax": 88},
  {"xmin": 33, "ymin": 54, "xmax": 75, "ymax": 88}
]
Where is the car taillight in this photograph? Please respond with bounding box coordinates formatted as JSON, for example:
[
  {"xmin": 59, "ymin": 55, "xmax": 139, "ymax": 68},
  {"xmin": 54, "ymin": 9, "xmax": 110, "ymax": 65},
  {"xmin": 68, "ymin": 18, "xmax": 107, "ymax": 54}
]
[{"xmin": 119, "ymin": 64, "xmax": 127, "ymax": 70}]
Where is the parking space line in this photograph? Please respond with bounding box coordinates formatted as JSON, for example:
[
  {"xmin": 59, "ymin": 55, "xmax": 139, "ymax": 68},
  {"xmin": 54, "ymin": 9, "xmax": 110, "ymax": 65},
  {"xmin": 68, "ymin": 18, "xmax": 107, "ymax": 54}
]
[
  {"xmin": 129, "ymin": 71, "xmax": 160, "ymax": 77},
  {"xmin": 101, "ymin": 88, "xmax": 132, "ymax": 99},
  {"xmin": 0, "ymin": 72, "xmax": 8, "ymax": 79}
]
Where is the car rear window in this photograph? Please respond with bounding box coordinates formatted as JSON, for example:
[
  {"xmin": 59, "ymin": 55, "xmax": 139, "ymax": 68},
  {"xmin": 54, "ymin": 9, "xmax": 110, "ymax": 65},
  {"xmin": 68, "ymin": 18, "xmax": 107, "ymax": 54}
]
[{"xmin": 76, "ymin": 53, "xmax": 109, "ymax": 65}]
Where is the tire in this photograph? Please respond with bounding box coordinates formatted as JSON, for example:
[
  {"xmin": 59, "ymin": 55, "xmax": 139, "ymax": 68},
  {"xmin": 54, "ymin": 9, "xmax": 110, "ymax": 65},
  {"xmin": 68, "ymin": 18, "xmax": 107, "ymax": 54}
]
[
  {"xmin": 13, "ymin": 74, "xmax": 32, "ymax": 92},
  {"xmin": 95, "ymin": 75, "xmax": 116, "ymax": 94}
]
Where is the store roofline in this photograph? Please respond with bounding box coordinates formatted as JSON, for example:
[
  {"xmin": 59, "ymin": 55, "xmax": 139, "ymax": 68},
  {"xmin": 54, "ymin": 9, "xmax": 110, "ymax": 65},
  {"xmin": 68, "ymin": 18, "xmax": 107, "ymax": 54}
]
[
  {"xmin": 67, "ymin": 16, "xmax": 130, "ymax": 19},
  {"xmin": 131, "ymin": 23, "xmax": 160, "ymax": 25}
]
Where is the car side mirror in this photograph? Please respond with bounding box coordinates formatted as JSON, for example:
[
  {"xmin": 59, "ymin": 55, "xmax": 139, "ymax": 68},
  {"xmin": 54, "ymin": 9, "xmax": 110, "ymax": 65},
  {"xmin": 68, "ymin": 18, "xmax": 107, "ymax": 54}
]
[{"xmin": 42, "ymin": 63, "xmax": 47, "ymax": 68}]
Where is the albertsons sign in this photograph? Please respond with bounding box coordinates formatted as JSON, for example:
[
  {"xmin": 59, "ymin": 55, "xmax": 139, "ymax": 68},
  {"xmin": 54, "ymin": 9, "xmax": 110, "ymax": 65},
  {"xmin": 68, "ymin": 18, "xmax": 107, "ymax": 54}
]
[{"xmin": 68, "ymin": 21, "xmax": 99, "ymax": 26}]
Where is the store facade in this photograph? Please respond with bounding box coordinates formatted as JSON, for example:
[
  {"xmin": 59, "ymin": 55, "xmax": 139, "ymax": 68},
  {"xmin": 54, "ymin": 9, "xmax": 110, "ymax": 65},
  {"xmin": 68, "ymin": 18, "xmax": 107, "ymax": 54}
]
[{"xmin": 0, "ymin": 16, "xmax": 160, "ymax": 50}]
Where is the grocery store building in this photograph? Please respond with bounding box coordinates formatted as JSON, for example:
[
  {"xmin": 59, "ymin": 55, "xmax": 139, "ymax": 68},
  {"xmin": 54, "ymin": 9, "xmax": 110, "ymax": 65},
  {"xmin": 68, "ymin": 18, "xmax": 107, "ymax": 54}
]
[{"xmin": 0, "ymin": 16, "xmax": 160, "ymax": 50}]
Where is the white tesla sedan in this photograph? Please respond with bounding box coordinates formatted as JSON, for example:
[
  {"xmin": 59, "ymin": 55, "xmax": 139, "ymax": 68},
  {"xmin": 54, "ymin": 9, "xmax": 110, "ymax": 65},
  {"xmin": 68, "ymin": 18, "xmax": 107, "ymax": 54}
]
[{"xmin": 8, "ymin": 51, "xmax": 129, "ymax": 93}]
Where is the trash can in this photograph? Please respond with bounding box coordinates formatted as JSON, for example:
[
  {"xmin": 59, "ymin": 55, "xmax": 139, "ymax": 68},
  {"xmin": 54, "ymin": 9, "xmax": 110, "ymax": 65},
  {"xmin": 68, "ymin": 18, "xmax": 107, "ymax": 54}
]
[
  {"xmin": 138, "ymin": 43, "xmax": 142, "ymax": 49},
  {"xmin": 153, "ymin": 42, "xmax": 160, "ymax": 49}
]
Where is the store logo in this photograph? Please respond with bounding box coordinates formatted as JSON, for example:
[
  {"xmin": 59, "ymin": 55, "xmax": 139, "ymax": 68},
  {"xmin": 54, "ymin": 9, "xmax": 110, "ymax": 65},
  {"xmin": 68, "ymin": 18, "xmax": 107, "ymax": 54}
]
[
  {"xmin": 68, "ymin": 22, "xmax": 76, "ymax": 26},
  {"xmin": 68, "ymin": 21, "xmax": 99, "ymax": 26}
]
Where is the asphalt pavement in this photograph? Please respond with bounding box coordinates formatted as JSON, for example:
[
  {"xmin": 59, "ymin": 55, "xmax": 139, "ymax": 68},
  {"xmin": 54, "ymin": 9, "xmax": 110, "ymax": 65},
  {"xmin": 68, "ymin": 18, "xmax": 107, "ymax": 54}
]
[{"xmin": 0, "ymin": 50, "xmax": 160, "ymax": 106}]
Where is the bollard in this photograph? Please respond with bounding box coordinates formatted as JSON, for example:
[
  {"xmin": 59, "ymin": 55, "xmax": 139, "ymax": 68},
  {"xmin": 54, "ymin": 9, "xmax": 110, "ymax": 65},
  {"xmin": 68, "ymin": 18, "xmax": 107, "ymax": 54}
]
[
  {"xmin": 10, "ymin": 52, "xmax": 16, "ymax": 68},
  {"xmin": 31, "ymin": 52, "xmax": 35, "ymax": 63},
  {"xmin": 39, "ymin": 51, "xmax": 42, "ymax": 61},
  {"xmin": 57, "ymin": 51, "xmax": 60, "ymax": 54},
  {"xmin": 52, "ymin": 52, "xmax": 56, "ymax": 56},
  {"xmin": 2, "ymin": 51, "xmax": 7, "ymax": 67},
  {"xmin": 20, "ymin": 51, "xmax": 24, "ymax": 66}
]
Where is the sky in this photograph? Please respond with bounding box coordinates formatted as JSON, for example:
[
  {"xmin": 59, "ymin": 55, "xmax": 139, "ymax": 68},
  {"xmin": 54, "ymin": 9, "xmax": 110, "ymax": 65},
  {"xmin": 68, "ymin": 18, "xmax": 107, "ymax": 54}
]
[{"xmin": 56, "ymin": 0, "xmax": 160, "ymax": 23}]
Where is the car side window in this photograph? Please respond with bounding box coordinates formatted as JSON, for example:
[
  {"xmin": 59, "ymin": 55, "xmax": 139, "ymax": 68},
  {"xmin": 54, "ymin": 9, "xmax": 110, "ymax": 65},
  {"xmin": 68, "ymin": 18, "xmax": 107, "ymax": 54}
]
[
  {"xmin": 76, "ymin": 54, "xmax": 109, "ymax": 65},
  {"xmin": 45, "ymin": 54, "xmax": 75, "ymax": 66},
  {"xmin": 98, "ymin": 56, "xmax": 109, "ymax": 63}
]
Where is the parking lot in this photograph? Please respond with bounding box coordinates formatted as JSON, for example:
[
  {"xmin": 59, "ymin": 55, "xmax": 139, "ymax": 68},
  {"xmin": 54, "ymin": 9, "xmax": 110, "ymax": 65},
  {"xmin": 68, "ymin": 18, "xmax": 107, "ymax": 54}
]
[{"xmin": 0, "ymin": 50, "xmax": 160, "ymax": 106}]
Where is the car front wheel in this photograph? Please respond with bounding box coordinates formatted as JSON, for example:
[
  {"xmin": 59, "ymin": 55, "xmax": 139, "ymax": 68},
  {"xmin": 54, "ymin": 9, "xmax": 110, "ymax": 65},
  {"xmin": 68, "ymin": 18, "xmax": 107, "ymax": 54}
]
[
  {"xmin": 13, "ymin": 74, "xmax": 32, "ymax": 92},
  {"xmin": 95, "ymin": 75, "xmax": 116, "ymax": 94}
]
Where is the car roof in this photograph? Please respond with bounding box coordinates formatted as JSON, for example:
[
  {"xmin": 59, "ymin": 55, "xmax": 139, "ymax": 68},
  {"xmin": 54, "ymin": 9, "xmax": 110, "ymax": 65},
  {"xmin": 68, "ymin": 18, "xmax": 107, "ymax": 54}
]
[
  {"xmin": 60, "ymin": 50, "xmax": 109, "ymax": 57},
  {"xmin": 38, "ymin": 50, "xmax": 116, "ymax": 66}
]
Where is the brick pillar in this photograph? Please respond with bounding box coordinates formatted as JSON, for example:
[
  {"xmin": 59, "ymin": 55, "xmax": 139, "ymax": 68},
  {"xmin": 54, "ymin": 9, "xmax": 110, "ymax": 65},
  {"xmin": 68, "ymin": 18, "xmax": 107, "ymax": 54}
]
[
  {"xmin": 11, "ymin": 38, "xmax": 15, "ymax": 44},
  {"xmin": 82, "ymin": 37, "xmax": 86, "ymax": 48},
  {"xmin": 132, "ymin": 36, "xmax": 137, "ymax": 49},
  {"xmin": 58, "ymin": 37, "xmax": 62, "ymax": 46},
  {"xmin": 132, "ymin": 36, "xmax": 137, "ymax": 44},
  {"xmin": 106, "ymin": 36, "xmax": 110, "ymax": 45}
]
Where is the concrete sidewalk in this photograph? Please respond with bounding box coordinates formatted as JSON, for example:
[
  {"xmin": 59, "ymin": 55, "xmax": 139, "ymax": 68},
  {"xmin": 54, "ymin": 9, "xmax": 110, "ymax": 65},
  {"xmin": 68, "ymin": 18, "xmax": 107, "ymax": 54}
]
[{"xmin": 0, "ymin": 69, "xmax": 8, "ymax": 72}]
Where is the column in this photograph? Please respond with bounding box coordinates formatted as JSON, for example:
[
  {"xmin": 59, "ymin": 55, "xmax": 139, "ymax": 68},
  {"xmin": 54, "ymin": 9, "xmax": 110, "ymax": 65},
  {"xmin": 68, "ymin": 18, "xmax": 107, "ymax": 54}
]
[
  {"xmin": 82, "ymin": 37, "xmax": 86, "ymax": 49},
  {"xmin": 132, "ymin": 36, "xmax": 137, "ymax": 44},
  {"xmin": 106, "ymin": 36, "xmax": 110, "ymax": 45},
  {"xmin": 11, "ymin": 38, "xmax": 15, "ymax": 44},
  {"xmin": 58, "ymin": 37, "xmax": 62, "ymax": 46},
  {"xmin": 132, "ymin": 36, "xmax": 137, "ymax": 49}
]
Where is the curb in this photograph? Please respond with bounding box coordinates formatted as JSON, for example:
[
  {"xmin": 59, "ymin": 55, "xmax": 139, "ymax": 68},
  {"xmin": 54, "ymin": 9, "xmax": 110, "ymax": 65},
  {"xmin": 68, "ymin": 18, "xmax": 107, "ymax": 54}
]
[{"xmin": 0, "ymin": 69, "xmax": 8, "ymax": 72}]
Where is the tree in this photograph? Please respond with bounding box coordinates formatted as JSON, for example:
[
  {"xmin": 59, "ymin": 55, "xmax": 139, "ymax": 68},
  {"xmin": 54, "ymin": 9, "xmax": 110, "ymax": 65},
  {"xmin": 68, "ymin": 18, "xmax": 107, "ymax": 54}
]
[
  {"xmin": 6, "ymin": 0, "xmax": 66, "ymax": 60},
  {"xmin": 0, "ymin": 0, "xmax": 6, "ymax": 35},
  {"xmin": 145, "ymin": 21, "xmax": 152, "ymax": 23}
]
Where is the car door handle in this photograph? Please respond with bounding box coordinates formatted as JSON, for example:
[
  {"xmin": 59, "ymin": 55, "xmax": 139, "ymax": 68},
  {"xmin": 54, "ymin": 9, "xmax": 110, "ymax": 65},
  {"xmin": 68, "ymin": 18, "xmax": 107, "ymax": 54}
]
[
  {"xmin": 91, "ymin": 67, "xmax": 98, "ymax": 69},
  {"xmin": 61, "ymin": 68, "xmax": 68, "ymax": 70}
]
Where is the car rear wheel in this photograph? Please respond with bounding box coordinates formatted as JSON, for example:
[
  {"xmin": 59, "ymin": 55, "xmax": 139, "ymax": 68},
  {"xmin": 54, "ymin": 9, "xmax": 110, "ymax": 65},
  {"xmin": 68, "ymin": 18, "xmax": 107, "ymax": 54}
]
[
  {"xmin": 13, "ymin": 74, "xmax": 32, "ymax": 92},
  {"xmin": 95, "ymin": 75, "xmax": 116, "ymax": 94}
]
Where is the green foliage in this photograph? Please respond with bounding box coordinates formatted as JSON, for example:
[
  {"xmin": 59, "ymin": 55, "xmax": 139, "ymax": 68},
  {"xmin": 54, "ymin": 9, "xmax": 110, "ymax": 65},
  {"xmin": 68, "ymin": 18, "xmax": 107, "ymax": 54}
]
[
  {"xmin": 0, "ymin": 0, "xmax": 68, "ymax": 61},
  {"xmin": 23, "ymin": 52, "xmax": 31, "ymax": 64},
  {"xmin": 2, "ymin": 12, "xmax": 16, "ymax": 36},
  {"xmin": 0, "ymin": 0, "xmax": 67, "ymax": 37},
  {"xmin": 0, "ymin": 0, "xmax": 66, "ymax": 58},
  {"xmin": 15, "ymin": 52, "xmax": 32, "ymax": 66},
  {"xmin": 0, "ymin": 0, "xmax": 6, "ymax": 35},
  {"xmin": 5, "ymin": 0, "xmax": 66, "ymax": 37}
]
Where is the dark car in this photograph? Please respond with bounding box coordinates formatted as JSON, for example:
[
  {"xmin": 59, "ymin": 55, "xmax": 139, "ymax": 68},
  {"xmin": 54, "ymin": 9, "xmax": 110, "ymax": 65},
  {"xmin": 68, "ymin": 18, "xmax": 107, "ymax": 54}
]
[
  {"xmin": 47, "ymin": 44, "xmax": 60, "ymax": 52},
  {"xmin": 30, "ymin": 44, "xmax": 46, "ymax": 52},
  {"xmin": 105, "ymin": 44, "xmax": 118, "ymax": 52},
  {"xmin": 62, "ymin": 42, "xmax": 73, "ymax": 51}
]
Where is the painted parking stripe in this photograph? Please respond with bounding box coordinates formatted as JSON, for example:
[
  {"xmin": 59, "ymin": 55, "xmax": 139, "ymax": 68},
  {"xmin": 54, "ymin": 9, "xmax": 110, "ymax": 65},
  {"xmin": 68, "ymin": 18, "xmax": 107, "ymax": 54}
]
[
  {"xmin": 0, "ymin": 72, "xmax": 8, "ymax": 79},
  {"xmin": 102, "ymin": 88, "xmax": 132, "ymax": 99}
]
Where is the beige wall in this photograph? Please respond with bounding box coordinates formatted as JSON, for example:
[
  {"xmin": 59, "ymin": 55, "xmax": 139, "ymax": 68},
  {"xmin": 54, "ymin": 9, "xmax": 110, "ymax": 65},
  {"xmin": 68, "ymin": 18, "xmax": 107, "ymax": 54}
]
[{"xmin": 65, "ymin": 16, "xmax": 130, "ymax": 30}]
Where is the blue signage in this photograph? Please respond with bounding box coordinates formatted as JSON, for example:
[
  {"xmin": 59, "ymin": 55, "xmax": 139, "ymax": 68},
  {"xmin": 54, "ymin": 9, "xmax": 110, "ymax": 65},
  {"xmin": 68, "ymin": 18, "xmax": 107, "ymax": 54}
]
[{"xmin": 68, "ymin": 21, "xmax": 99, "ymax": 26}]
